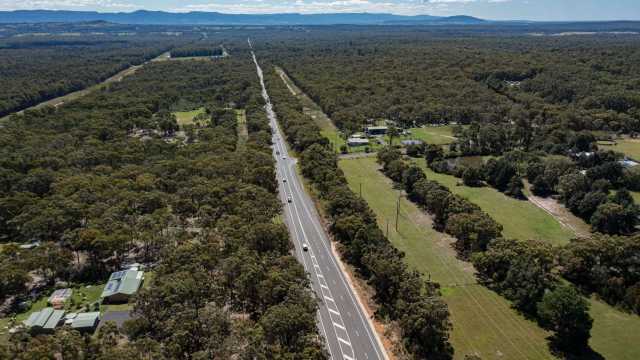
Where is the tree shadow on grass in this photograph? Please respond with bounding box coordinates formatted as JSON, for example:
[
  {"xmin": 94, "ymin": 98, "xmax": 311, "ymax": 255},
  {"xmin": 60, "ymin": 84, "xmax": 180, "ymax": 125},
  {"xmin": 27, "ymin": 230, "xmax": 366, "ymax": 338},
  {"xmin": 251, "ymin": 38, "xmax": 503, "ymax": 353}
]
[{"xmin": 547, "ymin": 336, "xmax": 605, "ymax": 360}]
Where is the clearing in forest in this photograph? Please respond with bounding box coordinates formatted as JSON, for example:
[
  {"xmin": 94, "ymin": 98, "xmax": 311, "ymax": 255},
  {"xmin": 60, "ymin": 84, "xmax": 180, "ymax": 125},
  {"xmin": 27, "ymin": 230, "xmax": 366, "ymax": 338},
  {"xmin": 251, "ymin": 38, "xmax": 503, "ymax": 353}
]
[
  {"xmin": 404, "ymin": 126, "xmax": 458, "ymax": 145},
  {"xmin": 598, "ymin": 138, "xmax": 640, "ymax": 160},
  {"xmin": 411, "ymin": 159, "xmax": 575, "ymax": 245},
  {"xmin": 173, "ymin": 107, "xmax": 206, "ymax": 127},
  {"xmin": 236, "ymin": 109, "xmax": 248, "ymax": 150},
  {"xmin": 342, "ymin": 157, "xmax": 640, "ymax": 360},
  {"xmin": 339, "ymin": 157, "xmax": 553, "ymax": 360}
]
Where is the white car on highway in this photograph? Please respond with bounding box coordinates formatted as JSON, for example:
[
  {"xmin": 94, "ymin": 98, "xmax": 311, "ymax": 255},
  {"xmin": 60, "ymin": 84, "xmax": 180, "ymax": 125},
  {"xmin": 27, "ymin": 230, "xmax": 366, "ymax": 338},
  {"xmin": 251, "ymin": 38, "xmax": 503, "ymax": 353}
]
[{"xmin": 302, "ymin": 243, "xmax": 309, "ymax": 251}]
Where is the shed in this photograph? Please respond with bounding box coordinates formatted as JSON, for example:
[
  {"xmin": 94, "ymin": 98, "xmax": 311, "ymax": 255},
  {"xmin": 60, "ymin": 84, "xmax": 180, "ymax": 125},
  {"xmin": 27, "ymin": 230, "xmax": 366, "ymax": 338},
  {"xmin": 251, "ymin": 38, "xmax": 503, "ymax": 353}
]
[
  {"xmin": 365, "ymin": 126, "xmax": 388, "ymax": 136},
  {"xmin": 48, "ymin": 288, "xmax": 73, "ymax": 309},
  {"xmin": 71, "ymin": 312, "xmax": 101, "ymax": 333},
  {"xmin": 347, "ymin": 137, "xmax": 370, "ymax": 147},
  {"xmin": 23, "ymin": 307, "xmax": 65, "ymax": 334},
  {"xmin": 101, "ymin": 269, "xmax": 144, "ymax": 303}
]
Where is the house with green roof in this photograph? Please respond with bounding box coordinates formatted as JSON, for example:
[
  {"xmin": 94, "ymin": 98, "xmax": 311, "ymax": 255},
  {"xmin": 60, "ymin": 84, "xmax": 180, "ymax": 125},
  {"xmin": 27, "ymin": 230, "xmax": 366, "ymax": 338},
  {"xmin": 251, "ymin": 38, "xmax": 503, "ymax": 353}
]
[
  {"xmin": 100, "ymin": 269, "xmax": 144, "ymax": 303},
  {"xmin": 71, "ymin": 312, "xmax": 101, "ymax": 333},
  {"xmin": 23, "ymin": 307, "xmax": 65, "ymax": 334}
]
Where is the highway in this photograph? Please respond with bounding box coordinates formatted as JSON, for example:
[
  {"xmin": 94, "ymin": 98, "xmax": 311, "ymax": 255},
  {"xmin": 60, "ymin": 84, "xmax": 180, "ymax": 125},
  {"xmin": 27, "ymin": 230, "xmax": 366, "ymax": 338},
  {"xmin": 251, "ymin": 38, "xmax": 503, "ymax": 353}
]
[{"xmin": 251, "ymin": 45, "xmax": 387, "ymax": 360}]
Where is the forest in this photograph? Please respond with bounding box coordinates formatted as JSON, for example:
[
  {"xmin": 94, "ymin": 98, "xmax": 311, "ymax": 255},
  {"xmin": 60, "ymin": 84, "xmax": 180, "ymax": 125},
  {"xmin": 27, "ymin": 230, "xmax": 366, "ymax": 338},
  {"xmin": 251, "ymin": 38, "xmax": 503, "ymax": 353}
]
[
  {"xmin": 259, "ymin": 30, "xmax": 640, "ymax": 134},
  {"xmin": 0, "ymin": 47, "xmax": 325, "ymax": 358},
  {"xmin": 0, "ymin": 33, "xmax": 200, "ymax": 117}
]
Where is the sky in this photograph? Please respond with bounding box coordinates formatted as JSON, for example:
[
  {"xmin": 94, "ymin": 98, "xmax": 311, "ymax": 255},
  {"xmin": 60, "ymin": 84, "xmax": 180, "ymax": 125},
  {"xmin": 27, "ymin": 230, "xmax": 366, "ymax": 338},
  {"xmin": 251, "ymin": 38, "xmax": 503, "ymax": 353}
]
[{"xmin": 0, "ymin": 0, "xmax": 639, "ymax": 21}]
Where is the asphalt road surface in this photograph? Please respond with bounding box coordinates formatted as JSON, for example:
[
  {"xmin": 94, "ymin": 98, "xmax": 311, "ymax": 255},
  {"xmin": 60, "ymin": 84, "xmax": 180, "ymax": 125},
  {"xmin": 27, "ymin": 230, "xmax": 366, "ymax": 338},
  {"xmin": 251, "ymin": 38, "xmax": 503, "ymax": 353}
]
[{"xmin": 251, "ymin": 46, "xmax": 387, "ymax": 360}]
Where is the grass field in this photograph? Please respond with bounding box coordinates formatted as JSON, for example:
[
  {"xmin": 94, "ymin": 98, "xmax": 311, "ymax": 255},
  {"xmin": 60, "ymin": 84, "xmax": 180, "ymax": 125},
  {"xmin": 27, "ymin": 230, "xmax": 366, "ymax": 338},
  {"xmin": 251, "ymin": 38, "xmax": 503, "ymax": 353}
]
[
  {"xmin": 341, "ymin": 157, "xmax": 640, "ymax": 360},
  {"xmin": 411, "ymin": 159, "xmax": 575, "ymax": 245},
  {"xmin": 340, "ymin": 157, "xmax": 554, "ymax": 360},
  {"xmin": 402, "ymin": 126, "xmax": 458, "ymax": 145},
  {"xmin": 236, "ymin": 109, "xmax": 248, "ymax": 150},
  {"xmin": 173, "ymin": 107, "xmax": 206, "ymax": 127},
  {"xmin": 598, "ymin": 138, "xmax": 640, "ymax": 160}
]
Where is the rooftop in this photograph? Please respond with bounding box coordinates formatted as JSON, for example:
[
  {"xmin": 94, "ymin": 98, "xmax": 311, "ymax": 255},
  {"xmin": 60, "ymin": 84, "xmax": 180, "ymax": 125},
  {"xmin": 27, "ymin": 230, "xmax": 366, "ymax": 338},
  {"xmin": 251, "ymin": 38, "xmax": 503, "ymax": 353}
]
[
  {"xmin": 71, "ymin": 312, "xmax": 100, "ymax": 329},
  {"xmin": 101, "ymin": 269, "xmax": 144, "ymax": 298},
  {"xmin": 23, "ymin": 307, "xmax": 65, "ymax": 330}
]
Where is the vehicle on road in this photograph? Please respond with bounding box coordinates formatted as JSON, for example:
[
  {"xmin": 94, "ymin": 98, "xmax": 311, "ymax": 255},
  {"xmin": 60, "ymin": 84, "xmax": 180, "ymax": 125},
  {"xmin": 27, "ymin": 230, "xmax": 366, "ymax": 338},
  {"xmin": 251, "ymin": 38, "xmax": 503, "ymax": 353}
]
[
  {"xmin": 287, "ymin": 197, "xmax": 292, "ymax": 203},
  {"xmin": 276, "ymin": 150, "xmax": 280, "ymax": 155},
  {"xmin": 283, "ymin": 178, "xmax": 287, "ymax": 183},
  {"xmin": 282, "ymin": 156, "xmax": 286, "ymax": 159},
  {"xmin": 302, "ymin": 243, "xmax": 309, "ymax": 251}
]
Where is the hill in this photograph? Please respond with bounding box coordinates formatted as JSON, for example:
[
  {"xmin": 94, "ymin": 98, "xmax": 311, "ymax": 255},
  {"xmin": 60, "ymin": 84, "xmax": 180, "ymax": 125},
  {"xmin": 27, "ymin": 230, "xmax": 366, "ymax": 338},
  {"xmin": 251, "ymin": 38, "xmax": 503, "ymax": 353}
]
[{"xmin": 0, "ymin": 10, "xmax": 486, "ymax": 25}]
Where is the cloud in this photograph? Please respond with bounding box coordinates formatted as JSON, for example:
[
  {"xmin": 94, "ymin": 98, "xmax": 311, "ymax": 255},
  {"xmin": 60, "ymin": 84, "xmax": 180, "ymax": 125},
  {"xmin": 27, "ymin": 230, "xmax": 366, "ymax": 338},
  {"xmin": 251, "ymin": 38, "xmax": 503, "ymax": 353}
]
[{"xmin": 0, "ymin": 0, "xmax": 138, "ymax": 11}]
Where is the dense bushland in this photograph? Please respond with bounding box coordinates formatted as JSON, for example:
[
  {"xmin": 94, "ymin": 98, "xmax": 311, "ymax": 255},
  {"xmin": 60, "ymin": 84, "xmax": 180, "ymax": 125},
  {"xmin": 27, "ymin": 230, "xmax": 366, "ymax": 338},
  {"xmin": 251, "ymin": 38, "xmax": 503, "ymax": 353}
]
[
  {"xmin": 0, "ymin": 35, "xmax": 192, "ymax": 117},
  {"xmin": 1, "ymin": 55, "xmax": 326, "ymax": 358}
]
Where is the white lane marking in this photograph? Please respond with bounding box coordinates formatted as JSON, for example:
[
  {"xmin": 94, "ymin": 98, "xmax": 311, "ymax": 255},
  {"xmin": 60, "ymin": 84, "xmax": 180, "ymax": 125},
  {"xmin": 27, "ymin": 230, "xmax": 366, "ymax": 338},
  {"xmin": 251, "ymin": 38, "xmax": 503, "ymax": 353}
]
[
  {"xmin": 265, "ymin": 84, "xmax": 356, "ymax": 360},
  {"xmin": 255, "ymin": 54, "xmax": 337, "ymax": 360},
  {"xmin": 321, "ymin": 284, "xmax": 330, "ymax": 290},
  {"xmin": 286, "ymin": 165, "xmax": 385, "ymax": 360},
  {"xmin": 278, "ymin": 150, "xmax": 354, "ymax": 360},
  {"xmin": 333, "ymin": 322, "xmax": 346, "ymax": 330},
  {"xmin": 328, "ymin": 308, "xmax": 340, "ymax": 316},
  {"xmin": 343, "ymin": 354, "xmax": 355, "ymax": 360},
  {"xmin": 337, "ymin": 337, "xmax": 351, "ymax": 346}
]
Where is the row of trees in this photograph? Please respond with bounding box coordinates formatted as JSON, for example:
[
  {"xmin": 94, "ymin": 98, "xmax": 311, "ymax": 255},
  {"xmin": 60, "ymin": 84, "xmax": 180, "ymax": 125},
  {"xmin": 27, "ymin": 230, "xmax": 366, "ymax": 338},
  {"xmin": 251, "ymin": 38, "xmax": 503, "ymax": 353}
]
[
  {"xmin": 378, "ymin": 147, "xmax": 503, "ymax": 256},
  {"xmin": 264, "ymin": 63, "xmax": 454, "ymax": 359},
  {"xmin": 376, "ymin": 148, "xmax": 596, "ymax": 355},
  {"xmin": 1, "ymin": 49, "xmax": 327, "ymax": 358},
  {"xmin": 171, "ymin": 45, "xmax": 223, "ymax": 58}
]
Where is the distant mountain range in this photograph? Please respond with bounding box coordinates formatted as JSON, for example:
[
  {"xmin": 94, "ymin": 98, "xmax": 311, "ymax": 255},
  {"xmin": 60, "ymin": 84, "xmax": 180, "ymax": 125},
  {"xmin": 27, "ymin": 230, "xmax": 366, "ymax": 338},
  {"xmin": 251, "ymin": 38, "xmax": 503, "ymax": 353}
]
[{"xmin": 0, "ymin": 10, "xmax": 489, "ymax": 25}]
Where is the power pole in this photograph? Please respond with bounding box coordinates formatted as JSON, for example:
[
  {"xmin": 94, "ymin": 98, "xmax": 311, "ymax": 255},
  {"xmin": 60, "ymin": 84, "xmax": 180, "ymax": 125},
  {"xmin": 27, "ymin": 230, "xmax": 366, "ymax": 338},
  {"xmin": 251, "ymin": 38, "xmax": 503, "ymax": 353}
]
[
  {"xmin": 386, "ymin": 220, "xmax": 389, "ymax": 238},
  {"xmin": 395, "ymin": 194, "xmax": 400, "ymax": 232}
]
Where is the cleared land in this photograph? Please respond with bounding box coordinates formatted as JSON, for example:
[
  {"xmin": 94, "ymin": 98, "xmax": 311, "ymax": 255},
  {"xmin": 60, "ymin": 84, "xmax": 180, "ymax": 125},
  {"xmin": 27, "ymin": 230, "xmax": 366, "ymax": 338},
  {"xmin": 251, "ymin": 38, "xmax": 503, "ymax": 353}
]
[
  {"xmin": 342, "ymin": 157, "xmax": 640, "ymax": 360},
  {"xmin": 411, "ymin": 159, "xmax": 575, "ymax": 245},
  {"xmin": 340, "ymin": 157, "xmax": 554, "ymax": 360},
  {"xmin": 598, "ymin": 138, "xmax": 640, "ymax": 160},
  {"xmin": 173, "ymin": 107, "xmax": 206, "ymax": 127},
  {"xmin": 236, "ymin": 109, "xmax": 248, "ymax": 150},
  {"xmin": 403, "ymin": 126, "xmax": 457, "ymax": 145}
]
